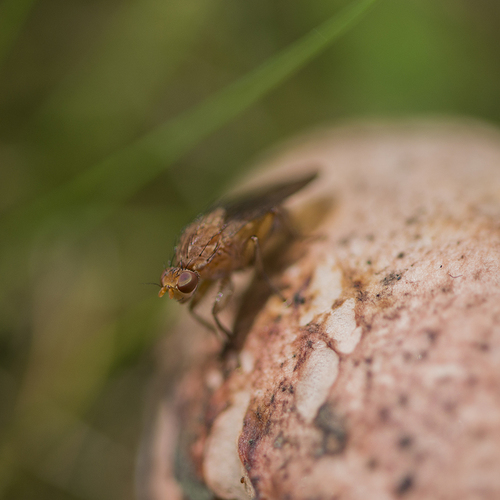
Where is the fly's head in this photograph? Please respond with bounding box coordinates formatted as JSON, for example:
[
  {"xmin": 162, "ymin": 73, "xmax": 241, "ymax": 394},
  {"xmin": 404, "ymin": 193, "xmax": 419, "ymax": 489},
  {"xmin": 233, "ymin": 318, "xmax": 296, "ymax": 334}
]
[{"xmin": 158, "ymin": 267, "xmax": 199, "ymax": 303}]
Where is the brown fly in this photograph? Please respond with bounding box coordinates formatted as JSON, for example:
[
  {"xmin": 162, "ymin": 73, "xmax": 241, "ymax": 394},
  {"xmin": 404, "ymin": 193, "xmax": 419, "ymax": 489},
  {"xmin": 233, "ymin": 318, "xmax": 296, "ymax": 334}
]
[{"xmin": 158, "ymin": 171, "xmax": 318, "ymax": 337}]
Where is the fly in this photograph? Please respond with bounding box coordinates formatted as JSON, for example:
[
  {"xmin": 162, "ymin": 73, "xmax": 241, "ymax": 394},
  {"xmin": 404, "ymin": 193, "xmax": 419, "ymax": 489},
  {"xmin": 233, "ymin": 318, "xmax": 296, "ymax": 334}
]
[{"xmin": 158, "ymin": 171, "xmax": 318, "ymax": 338}]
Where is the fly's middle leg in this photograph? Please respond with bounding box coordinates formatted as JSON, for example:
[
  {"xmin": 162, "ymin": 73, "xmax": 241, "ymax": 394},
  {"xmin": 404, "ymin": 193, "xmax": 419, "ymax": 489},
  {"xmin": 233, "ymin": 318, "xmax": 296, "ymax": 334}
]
[
  {"xmin": 250, "ymin": 235, "xmax": 286, "ymax": 301},
  {"xmin": 188, "ymin": 280, "xmax": 221, "ymax": 337},
  {"xmin": 187, "ymin": 278, "xmax": 234, "ymax": 340},
  {"xmin": 212, "ymin": 277, "xmax": 234, "ymax": 339}
]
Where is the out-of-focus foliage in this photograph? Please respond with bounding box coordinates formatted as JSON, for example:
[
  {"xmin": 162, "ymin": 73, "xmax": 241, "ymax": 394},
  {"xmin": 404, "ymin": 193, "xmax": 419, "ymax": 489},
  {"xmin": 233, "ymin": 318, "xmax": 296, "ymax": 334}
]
[{"xmin": 0, "ymin": 0, "xmax": 499, "ymax": 498}]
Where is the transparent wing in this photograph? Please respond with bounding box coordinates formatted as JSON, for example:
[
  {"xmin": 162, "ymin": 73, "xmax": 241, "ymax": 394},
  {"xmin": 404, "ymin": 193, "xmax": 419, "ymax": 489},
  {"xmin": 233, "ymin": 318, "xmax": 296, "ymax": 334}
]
[{"xmin": 219, "ymin": 171, "xmax": 318, "ymax": 227}]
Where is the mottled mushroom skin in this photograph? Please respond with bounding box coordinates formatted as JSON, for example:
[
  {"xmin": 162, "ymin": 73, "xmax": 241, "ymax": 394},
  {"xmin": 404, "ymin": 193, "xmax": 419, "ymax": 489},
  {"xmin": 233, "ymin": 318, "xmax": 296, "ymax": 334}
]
[{"xmin": 143, "ymin": 122, "xmax": 500, "ymax": 500}]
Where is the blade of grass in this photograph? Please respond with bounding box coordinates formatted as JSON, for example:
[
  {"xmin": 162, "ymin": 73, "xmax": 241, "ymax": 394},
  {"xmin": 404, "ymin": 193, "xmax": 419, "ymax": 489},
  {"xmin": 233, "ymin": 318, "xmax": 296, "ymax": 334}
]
[
  {"xmin": 3, "ymin": 0, "xmax": 377, "ymax": 233},
  {"xmin": 0, "ymin": 0, "xmax": 38, "ymax": 67}
]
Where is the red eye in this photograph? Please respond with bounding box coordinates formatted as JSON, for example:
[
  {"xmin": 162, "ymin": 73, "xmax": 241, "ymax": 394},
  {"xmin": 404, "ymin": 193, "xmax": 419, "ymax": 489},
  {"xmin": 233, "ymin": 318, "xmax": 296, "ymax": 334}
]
[{"xmin": 177, "ymin": 271, "xmax": 198, "ymax": 294}]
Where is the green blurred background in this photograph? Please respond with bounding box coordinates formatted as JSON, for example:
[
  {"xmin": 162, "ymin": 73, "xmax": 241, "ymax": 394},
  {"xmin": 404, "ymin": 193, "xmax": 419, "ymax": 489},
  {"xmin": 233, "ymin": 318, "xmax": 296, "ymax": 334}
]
[{"xmin": 1, "ymin": 0, "xmax": 499, "ymax": 498}]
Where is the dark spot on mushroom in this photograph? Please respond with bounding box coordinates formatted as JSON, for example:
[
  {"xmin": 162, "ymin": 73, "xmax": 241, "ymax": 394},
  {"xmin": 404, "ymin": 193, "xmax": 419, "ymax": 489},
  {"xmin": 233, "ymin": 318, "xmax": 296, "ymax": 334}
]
[
  {"xmin": 379, "ymin": 407, "xmax": 390, "ymax": 423},
  {"xmin": 476, "ymin": 342, "xmax": 489, "ymax": 352},
  {"xmin": 398, "ymin": 394, "xmax": 409, "ymax": 407},
  {"xmin": 293, "ymin": 291, "xmax": 306, "ymax": 306},
  {"xmin": 417, "ymin": 350, "xmax": 428, "ymax": 361},
  {"xmin": 381, "ymin": 271, "xmax": 403, "ymax": 286},
  {"xmin": 443, "ymin": 401, "xmax": 457, "ymax": 414},
  {"xmin": 395, "ymin": 474, "xmax": 414, "ymax": 495},
  {"xmin": 314, "ymin": 403, "xmax": 348, "ymax": 456},
  {"xmin": 273, "ymin": 432, "xmax": 285, "ymax": 449},
  {"xmin": 397, "ymin": 252, "xmax": 405, "ymax": 259},
  {"xmin": 384, "ymin": 309, "xmax": 401, "ymax": 321},
  {"xmin": 367, "ymin": 457, "xmax": 379, "ymax": 470},
  {"xmin": 398, "ymin": 435, "xmax": 413, "ymax": 449},
  {"xmin": 426, "ymin": 329, "xmax": 438, "ymax": 343},
  {"xmin": 306, "ymin": 323, "xmax": 319, "ymax": 334},
  {"xmin": 471, "ymin": 427, "xmax": 488, "ymax": 440}
]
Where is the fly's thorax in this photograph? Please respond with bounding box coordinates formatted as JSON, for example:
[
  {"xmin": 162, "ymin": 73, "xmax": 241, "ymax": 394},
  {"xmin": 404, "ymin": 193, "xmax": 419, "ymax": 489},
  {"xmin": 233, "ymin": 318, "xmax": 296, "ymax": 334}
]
[
  {"xmin": 199, "ymin": 211, "xmax": 278, "ymax": 279},
  {"xmin": 175, "ymin": 208, "xmax": 227, "ymax": 270},
  {"xmin": 158, "ymin": 267, "xmax": 199, "ymax": 302}
]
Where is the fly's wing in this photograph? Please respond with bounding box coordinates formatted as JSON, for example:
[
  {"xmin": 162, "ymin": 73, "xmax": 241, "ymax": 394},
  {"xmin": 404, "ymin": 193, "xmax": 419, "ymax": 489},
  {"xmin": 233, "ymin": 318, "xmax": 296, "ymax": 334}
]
[{"xmin": 218, "ymin": 171, "xmax": 318, "ymax": 229}]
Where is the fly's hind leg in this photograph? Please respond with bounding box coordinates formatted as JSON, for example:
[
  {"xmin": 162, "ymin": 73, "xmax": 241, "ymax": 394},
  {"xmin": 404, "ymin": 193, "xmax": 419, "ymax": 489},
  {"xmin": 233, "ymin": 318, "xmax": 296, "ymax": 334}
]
[
  {"xmin": 250, "ymin": 235, "xmax": 286, "ymax": 301},
  {"xmin": 212, "ymin": 277, "xmax": 234, "ymax": 339},
  {"xmin": 274, "ymin": 205, "xmax": 324, "ymax": 243},
  {"xmin": 273, "ymin": 206, "xmax": 301, "ymax": 239}
]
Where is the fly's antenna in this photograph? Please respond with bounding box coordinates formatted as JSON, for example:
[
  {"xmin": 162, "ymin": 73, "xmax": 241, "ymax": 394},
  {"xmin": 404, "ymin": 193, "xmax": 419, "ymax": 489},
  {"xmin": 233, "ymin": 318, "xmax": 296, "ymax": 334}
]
[{"xmin": 143, "ymin": 282, "xmax": 162, "ymax": 288}]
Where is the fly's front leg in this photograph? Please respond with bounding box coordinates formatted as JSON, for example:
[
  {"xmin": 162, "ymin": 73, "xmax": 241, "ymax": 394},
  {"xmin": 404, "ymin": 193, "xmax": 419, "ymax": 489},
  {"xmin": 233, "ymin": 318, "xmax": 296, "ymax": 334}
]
[
  {"xmin": 188, "ymin": 279, "xmax": 219, "ymax": 335},
  {"xmin": 250, "ymin": 235, "xmax": 285, "ymax": 301},
  {"xmin": 212, "ymin": 277, "xmax": 234, "ymax": 339}
]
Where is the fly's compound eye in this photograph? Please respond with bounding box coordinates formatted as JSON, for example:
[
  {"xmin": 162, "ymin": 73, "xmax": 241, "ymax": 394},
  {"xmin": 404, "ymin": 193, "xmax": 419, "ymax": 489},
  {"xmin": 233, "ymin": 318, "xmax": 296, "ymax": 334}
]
[{"xmin": 177, "ymin": 271, "xmax": 198, "ymax": 294}]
